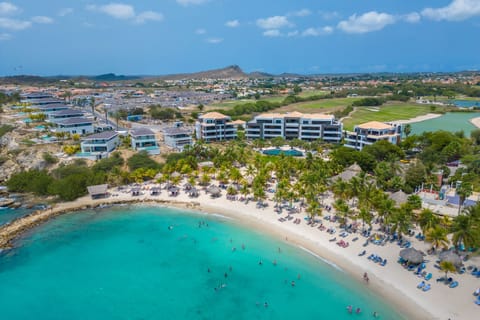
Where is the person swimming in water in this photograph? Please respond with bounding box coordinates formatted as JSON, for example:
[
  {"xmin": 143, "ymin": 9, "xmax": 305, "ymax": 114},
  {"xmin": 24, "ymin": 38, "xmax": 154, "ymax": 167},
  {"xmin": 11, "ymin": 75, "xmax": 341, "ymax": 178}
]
[
  {"xmin": 373, "ymin": 311, "xmax": 378, "ymax": 318},
  {"xmin": 356, "ymin": 308, "xmax": 361, "ymax": 314},
  {"xmin": 346, "ymin": 305, "xmax": 352, "ymax": 313}
]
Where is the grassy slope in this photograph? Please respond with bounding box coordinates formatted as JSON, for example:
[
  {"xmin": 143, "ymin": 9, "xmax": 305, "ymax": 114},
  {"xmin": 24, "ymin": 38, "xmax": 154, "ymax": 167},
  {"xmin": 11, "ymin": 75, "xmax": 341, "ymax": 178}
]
[{"xmin": 342, "ymin": 103, "xmax": 447, "ymax": 131}]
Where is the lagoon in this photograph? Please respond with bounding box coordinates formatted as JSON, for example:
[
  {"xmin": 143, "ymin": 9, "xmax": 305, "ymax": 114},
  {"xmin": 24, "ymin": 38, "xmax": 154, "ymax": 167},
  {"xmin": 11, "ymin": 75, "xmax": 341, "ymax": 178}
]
[
  {"xmin": 0, "ymin": 206, "xmax": 404, "ymax": 319},
  {"xmin": 410, "ymin": 112, "xmax": 480, "ymax": 135}
]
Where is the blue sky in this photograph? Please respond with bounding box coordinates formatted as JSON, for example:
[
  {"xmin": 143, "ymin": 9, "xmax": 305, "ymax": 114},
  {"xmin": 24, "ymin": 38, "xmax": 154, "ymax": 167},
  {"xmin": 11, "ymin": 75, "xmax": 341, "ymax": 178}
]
[{"xmin": 0, "ymin": 0, "xmax": 479, "ymax": 75}]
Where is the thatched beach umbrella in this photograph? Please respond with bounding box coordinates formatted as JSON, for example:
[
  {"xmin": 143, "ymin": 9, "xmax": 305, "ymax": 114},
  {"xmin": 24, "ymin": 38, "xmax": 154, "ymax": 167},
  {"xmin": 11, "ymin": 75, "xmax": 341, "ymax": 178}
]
[
  {"xmin": 399, "ymin": 248, "xmax": 424, "ymax": 264},
  {"xmin": 207, "ymin": 185, "xmax": 222, "ymax": 197},
  {"xmin": 171, "ymin": 171, "xmax": 181, "ymax": 178},
  {"xmin": 439, "ymin": 251, "xmax": 463, "ymax": 267},
  {"xmin": 389, "ymin": 190, "xmax": 409, "ymax": 206}
]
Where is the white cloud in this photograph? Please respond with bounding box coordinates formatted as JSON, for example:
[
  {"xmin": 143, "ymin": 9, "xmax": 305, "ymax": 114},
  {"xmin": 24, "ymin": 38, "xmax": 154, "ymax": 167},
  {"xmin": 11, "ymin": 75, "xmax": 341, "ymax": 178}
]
[
  {"xmin": 289, "ymin": 9, "xmax": 311, "ymax": 17},
  {"xmin": 257, "ymin": 16, "xmax": 292, "ymax": 29},
  {"xmin": 263, "ymin": 29, "xmax": 282, "ymax": 37},
  {"xmin": 0, "ymin": 2, "xmax": 18, "ymax": 16},
  {"xmin": 134, "ymin": 11, "xmax": 163, "ymax": 24},
  {"xmin": 0, "ymin": 32, "xmax": 11, "ymax": 40},
  {"xmin": 337, "ymin": 11, "xmax": 396, "ymax": 34},
  {"xmin": 422, "ymin": 0, "xmax": 480, "ymax": 21},
  {"xmin": 319, "ymin": 11, "xmax": 340, "ymax": 20},
  {"xmin": 195, "ymin": 28, "xmax": 206, "ymax": 34},
  {"xmin": 287, "ymin": 30, "xmax": 299, "ymax": 37},
  {"xmin": 87, "ymin": 3, "xmax": 163, "ymax": 24},
  {"xmin": 0, "ymin": 17, "xmax": 31, "ymax": 30},
  {"xmin": 206, "ymin": 37, "xmax": 223, "ymax": 44},
  {"xmin": 58, "ymin": 8, "xmax": 73, "ymax": 17},
  {"xmin": 87, "ymin": 3, "xmax": 135, "ymax": 19},
  {"xmin": 403, "ymin": 12, "xmax": 421, "ymax": 23},
  {"xmin": 177, "ymin": 0, "xmax": 209, "ymax": 6},
  {"xmin": 301, "ymin": 26, "xmax": 333, "ymax": 37},
  {"xmin": 32, "ymin": 16, "xmax": 54, "ymax": 24},
  {"xmin": 225, "ymin": 19, "xmax": 239, "ymax": 28}
]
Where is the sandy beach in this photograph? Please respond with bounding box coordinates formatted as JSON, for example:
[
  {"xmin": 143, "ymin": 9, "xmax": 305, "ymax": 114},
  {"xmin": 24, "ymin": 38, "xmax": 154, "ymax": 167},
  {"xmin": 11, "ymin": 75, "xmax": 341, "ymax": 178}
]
[
  {"xmin": 470, "ymin": 117, "xmax": 480, "ymax": 129},
  {"xmin": 1, "ymin": 183, "xmax": 479, "ymax": 320},
  {"xmin": 392, "ymin": 113, "xmax": 443, "ymax": 125}
]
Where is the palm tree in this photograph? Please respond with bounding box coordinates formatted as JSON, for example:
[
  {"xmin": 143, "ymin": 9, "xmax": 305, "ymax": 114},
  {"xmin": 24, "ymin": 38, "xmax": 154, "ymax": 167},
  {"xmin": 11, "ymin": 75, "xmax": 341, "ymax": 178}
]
[
  {"xmin": 306, "ymin": 200, "xmax": 322, "ymax": 221},
  {"xmin": 439, "ymin": 261, "xmax": 456, "ymax": 280},
  {"xmin": 418, "ymin": 208, "xmax": 440, "ymax": 235},
  {"xmin": 333, "ymin": 199, "xmax": 351, "ymax": 227},
  {"xmin": 358, "ymin": 207, "xmax": 373, "ymax": 232},
  {"xmin": 456, "ymin": 182, "xmax": 473, "ymax": 215},
  {"xmin": 403, "ymin": 124, "xmax": 412, "ymax": 137},
  {"xmin": 390, "ymin": 204, "xmax": 414, "ymax": 238},
  {"xmin": 450, "ymin": 214, "xmax": 479, "ymax": 251},
  {"xmin": 425, "ymin": 225, "xmax": 449, "ymax": 252}
]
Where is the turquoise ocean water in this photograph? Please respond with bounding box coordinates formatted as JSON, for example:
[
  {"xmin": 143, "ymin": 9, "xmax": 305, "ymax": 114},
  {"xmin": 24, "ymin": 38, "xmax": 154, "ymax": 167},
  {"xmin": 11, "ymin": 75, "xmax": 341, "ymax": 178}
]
[{"xmin": 0, "ymin": 206, "xmax": 404, "ymax": 320}]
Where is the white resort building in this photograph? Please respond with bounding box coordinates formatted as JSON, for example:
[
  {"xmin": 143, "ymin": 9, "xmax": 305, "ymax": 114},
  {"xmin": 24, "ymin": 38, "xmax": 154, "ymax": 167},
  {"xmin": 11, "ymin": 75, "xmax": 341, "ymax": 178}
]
[
  {"xmin": 80, "ymin": 131, "xmax": 120, "ymax": 160},
  {"xmin": 195, "ymin": 112, "xmax": 237, "ymax": 142},
  {"xmin": 344, "ymin": 121, "xmax": 402, "ymax": 151},
  {"xmin": 163, "ymin": 127, "xmax": 193, "ymax": 150},
  {"xmin": 129, "ymin": 128, "xmax": 160, "ymax": 155},
  {"xmin": 245, "ymin": 111, "xmax": 343, "ymax": 143}
]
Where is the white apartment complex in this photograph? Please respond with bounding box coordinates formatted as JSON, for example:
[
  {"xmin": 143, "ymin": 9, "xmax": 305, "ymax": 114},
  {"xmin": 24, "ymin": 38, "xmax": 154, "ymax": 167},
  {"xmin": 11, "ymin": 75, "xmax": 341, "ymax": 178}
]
[
  {"xmin": 195, "ymin": 112, "xmax": 237, "ymax": 142},
  {"xmin": 245, "ymin": 111, "xmax": 343, "ymax": 143},
  {"xmin": 344, "ymin": 121, "xmax": 402, "ymax": 151}
]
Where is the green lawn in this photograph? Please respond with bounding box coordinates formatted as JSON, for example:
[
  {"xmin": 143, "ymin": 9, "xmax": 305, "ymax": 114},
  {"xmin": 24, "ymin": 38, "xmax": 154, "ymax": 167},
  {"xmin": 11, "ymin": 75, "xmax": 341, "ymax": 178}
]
[
  {"xmin": 342, "ymin": 103, "xmax": 447, "ymax": 131},
  {"xmin": 274, "ymin": 97, "xmax": 361, "ymax": 113},
  {"xmin": 298, "ymin": 90, "xmax": 329, "ymax": 98}
]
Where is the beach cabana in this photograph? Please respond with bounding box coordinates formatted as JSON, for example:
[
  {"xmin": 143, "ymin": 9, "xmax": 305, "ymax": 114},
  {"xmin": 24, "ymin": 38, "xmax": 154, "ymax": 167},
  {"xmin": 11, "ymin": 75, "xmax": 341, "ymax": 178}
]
[
  {"xmin": 399, "ymin": 248, "xmax": 424, "ymax": 264},
  {"xmin": 389, "ymin": 190, "xmax": 409, "ymax": 207},
  {"xmin": 188, "ymin": 187, "xmax": 199, "ymax": 198},
  {"xmin": 168, "ymin": 186, "xmax": 180, "ymax": 197},
  {"xmin": 206, "ymin": 185, "xmax": 222, "ymax": 198},
  {"xmin": 439, "ymin": 250, "xmax": 463, "ymax": 267},
  {"xmin": 332, "ymin": 163, "xmax": 362, "ymax": 182},
  {"xmin": 150, "ymin": 187, "xmax": 161, "ymax": 196},
  {"xmin": 87, "ymin": 184, "xmax": 108, "ymax": 199},
  {"xmin": 131, "ymin": 187, "xmax": 141, "ymax": 196},
  {"xmin": 183, "ymin": 183, "xmax": 193, "ymax": 191}
]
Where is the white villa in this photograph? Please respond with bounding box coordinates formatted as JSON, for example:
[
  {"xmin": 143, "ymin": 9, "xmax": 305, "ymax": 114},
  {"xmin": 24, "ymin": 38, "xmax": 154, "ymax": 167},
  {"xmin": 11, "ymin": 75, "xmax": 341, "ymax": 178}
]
[
  {"xmin": 163, "ymin": 127, "xmax": 193, "ymax": 150},
  {"xmin": 195, "ymin": 112, "xmax": 237, "ymax": 142},
  {"xmin": 80, "ymin": 131, "xmax": 120, "ymax": 160},
  {"xmin": 344, "ymin": 121, "xmax": 402, "ymax": 151},
  {"xmin": 130, "ymin": 128, "xmax": 160, "ymax": 155},
  {"xmin": 245, "ymin": 111, "xmax": 343, "ymax": 143},
  {"xmin": 54, "ymin": 117, "xmax": 94, "ymax": 135}
]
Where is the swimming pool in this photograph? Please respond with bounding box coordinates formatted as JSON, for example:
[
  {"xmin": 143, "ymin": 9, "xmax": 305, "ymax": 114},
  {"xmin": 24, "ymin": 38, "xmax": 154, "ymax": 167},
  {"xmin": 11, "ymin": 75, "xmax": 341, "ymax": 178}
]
[{"xmin": 262, "ymin": 148, "xmax": 304, "ymax": 157}]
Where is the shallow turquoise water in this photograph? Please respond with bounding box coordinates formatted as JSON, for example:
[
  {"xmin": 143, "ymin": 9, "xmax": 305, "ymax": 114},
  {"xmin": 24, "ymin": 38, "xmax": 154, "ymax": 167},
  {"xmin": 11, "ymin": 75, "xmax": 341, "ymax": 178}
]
[
  {"xmin": 0, "ymin": 208, "xmax": 31, "ymax": 226},
  {"xmin": 0, "ymin": 206, "xmax": 404, "ymax": 320},
  {"xmin": 411, "ymin": 112, "xmax": 480, "ymax": 135}
]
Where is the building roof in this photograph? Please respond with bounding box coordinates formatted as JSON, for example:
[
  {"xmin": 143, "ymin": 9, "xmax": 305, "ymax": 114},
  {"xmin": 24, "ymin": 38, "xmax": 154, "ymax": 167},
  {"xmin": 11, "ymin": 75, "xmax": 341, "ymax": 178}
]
[
  {"xmin": 163, "ymin": 127, "xmax": 191, "ymax": 136},
  {"xmin": 87, "ymin": 184, "xmax": 108, "ymax": 196},
  {"xmin": 50, "ymin": 109, "xmax": 84, "ymax": 116},
  {"xmin": 130, "ymin": 127, "xmax": 155, "ymax": 136},
  {"xmin": 57, "ymin": 117, "xmax": 93, "ymax": 125},
  {"xmin": 356, "ymin": 121, "xmax": 394, "ymax": 130},
  {"xmin": 81, "ymin": 131, "xmax": 118, "ymax": 140},
  {"xmin": 199, "ymin": 112, "xmax": 229, "ymax": 120},
  {"xmin": 229, "ymin": 120, "xmax": 246, "ymax": 125},
  {"xmin": 36, "ymin": 103, "xmax": 69, "ymax": 110},
  {"xmin": 256, "ymin": 111, "xmax": 334, "ymax": 120}
]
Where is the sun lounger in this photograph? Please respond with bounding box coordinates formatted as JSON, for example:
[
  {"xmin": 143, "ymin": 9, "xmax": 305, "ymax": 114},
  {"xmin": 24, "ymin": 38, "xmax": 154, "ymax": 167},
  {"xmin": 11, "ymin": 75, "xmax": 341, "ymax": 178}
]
[
  {"xmin": 422, "ymin": 284, "xmax": 431, "ymax": 292},
  {"xmin": 380, "ymin": 259, "xmax": 387, "ymax": 266},
  {"xmin": 449, "ymin": 281, "xmax": 459, "ymax": 288},
  {"xmin": 475, "ymin": 297, "xmax": 480, "ymax": 305},
  {"xmin": 417, "ymin": 281, "xmax": 425, "ymax": 289},
  {"xmin": 425, "ymin": 273, "xmax": 432, "ymax": 281}
]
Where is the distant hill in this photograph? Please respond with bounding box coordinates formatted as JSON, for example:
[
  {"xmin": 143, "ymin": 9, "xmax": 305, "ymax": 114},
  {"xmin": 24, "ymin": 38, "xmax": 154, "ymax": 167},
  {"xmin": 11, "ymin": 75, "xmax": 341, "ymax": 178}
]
[
  {"xmin": 156, "ymin": 65, "xmax": 249, "ymax": 80},
  {"xmin": 91, "ymin": 73, "xmax": 140, "ymax": 81}
]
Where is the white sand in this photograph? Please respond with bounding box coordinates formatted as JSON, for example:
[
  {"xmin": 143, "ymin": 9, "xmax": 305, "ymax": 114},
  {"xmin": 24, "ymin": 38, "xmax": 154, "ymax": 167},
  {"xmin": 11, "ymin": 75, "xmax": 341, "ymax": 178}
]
[
  {"xmin": 392, "ymin": 113, "xmax": 443, "ymax": 125},
  {"xmin": 1, "ymin": 183, "xmax": 479, "ymax": 320},
  {"xmin": 470, "ymin": 117, "xmax": 480, "ymax": 129}
]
